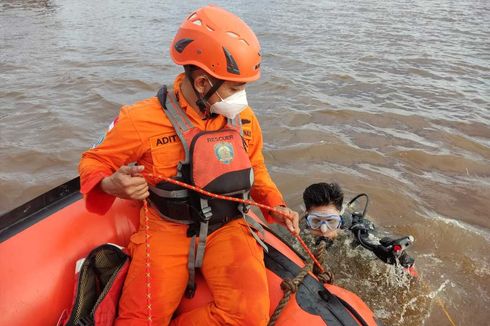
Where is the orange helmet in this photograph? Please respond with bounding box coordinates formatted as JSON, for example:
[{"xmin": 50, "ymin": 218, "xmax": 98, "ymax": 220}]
[{"xmin": 170, "ymin": 5, "xmax": 261, "ymax": 82}]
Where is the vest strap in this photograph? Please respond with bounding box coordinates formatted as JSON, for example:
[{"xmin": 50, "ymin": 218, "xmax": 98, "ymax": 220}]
[
  {"xmin": 167, "ymin": 92, "xmax": 193, "ymax": 131},
  {"xmin": 195, "ymin": 221, "xmax": 209, "ymax": 268},
  {"xmin": 227, "ymin": 115, "xmax": 244, "ymax": 136},
  {"xmin": 147, "ymin": 200, "xmax": 194, "ymax": 224},
  {"xmin": 239, "ymin": 203, "xmax": 269, "ymax": 253},
  {"xmin": 185, "ymin": 236, "xmax": 197, "ymax": 298},
  {"xmin": 156, "ymin": 86, "xmax": 192, "ymax": 164},
  {"xmin": 185, "ymin": 220, "xmax": 209, "ymax": 299},
  {"xmin": 148, "ymin": 185, "xmax": 188, "ymax": 199}
]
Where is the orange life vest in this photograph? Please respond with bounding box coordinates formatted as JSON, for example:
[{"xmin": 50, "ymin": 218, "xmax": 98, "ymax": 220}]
[
  {"xmin": 148, "ymin": 86, "xmax": 253, "ymax": 233},
  {"xmin": 148, "ymin": 86, "xmax": 266, "ymax": 297}
]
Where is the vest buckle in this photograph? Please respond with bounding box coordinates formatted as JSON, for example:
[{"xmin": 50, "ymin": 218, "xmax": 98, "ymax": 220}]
[{"xmin": 200, "ymin": 205, "xmax": 213, "ymax": 221}]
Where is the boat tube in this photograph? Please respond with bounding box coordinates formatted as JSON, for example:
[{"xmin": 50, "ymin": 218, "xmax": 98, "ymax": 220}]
[{"xmin": 0, "ymin": 177, "xmax": 383, "ymax": 325}]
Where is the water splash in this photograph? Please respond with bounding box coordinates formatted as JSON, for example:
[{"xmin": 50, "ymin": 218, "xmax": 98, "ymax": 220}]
[{"xmin": 291, "ymin": 228, "xmax": 439, "ymax": 326}]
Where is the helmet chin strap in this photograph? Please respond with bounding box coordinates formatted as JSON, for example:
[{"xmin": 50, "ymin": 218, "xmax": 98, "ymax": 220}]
[{"xmin": 184, "ymin": 66, "xmax": 224, "ymax": 118}]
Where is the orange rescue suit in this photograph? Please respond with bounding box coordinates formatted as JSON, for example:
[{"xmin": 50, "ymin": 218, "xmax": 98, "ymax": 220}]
[{"xmin": 79, "ymin": 74, "xmax": 285, "ymax": 325}]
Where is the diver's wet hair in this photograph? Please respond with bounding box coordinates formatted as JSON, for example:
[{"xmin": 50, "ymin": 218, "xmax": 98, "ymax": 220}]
[{"xmin": 303, "ymin": 182, "xmax": 344, "ymax": 211}]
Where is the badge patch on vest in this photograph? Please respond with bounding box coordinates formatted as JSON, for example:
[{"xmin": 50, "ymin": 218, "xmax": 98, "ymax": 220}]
[{"xmin": 214, "ymin": 142, "xmax": 234, "ymax": 164}]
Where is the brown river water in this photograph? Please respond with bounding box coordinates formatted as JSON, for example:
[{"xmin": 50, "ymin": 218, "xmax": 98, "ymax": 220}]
[{"xmin": 1, "ymin": 0, "xmax": 489, "ymax": 325}]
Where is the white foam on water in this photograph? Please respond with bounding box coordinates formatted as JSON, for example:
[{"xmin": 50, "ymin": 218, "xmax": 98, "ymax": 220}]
[{"xmin": 427, "ymin": 279, "xmax": 451, "ymax": 300}]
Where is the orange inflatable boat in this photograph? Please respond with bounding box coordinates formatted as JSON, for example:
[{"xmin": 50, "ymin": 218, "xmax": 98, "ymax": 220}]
[{"xmin": 0, "ymin": 177, "xmax": 383, "ymax": 325}]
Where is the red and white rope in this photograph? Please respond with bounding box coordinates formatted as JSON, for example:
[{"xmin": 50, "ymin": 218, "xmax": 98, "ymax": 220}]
[{"xmin": 142, "ymin": 200, "xmax": 153, "ymax": 325}]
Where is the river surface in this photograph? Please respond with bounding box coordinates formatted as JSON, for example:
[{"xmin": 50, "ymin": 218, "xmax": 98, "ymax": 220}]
[{"xmin": 1, "ymin": 0, "xmax": 489, "ymax": 325}]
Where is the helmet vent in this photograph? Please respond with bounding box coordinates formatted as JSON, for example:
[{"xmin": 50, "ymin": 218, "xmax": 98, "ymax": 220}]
[
  {"xmin": 223, "ymin": 47, "xmax": 240, "ymax": 75},
  {"xmin": 227, "ymin": 31, "xmax": 249, "ymax": 46},
  {"xmin": 192, "ymin": 19, "xmax": 202, "ymax": 26},
  {"xmin": 226, "ymin": 31, "xmax": 240, "ymax": 39},
  {"xmin": 206, "ymin": 25, "xmax": 214, "ymax": 32},
  {"xmin": 175, "ymin": 38, "xmax": 194, "ymax": 53},
  {"xmin": 188, "ymin": 12, "xmax": 198, "ymax": 20}
]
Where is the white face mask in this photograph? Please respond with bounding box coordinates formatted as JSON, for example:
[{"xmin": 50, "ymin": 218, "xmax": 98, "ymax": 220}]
[
  {"xmin": 205, "ymin": 77, "xmax": 248, "ymax": 119},
  {"xmin": 210, "ymin": 90, "xmax": 248, "ymax": 119}
]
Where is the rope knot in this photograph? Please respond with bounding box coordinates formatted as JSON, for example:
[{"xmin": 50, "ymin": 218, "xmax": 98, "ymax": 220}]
[
  {"xmin": 280, "ymin": 278, "xmax": 299, "ymax": 293},
  {"xmin": 317, "ymin": 271, "xmax": 334, "ymax": 284}
]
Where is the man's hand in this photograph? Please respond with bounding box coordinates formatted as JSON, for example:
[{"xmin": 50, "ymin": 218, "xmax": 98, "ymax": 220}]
[
  {"xmin": 100, "ymin": 165, "xmax": 149, "ymax": 200},
  {"xmin": 271, "ymin": 206, "xmax": 300, "ymax": 235}
]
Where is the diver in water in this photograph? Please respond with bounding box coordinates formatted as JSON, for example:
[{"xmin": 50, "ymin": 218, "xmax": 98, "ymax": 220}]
[
  {"xmin": 302, "ymin": 182, "xmax": 415, "ymax": 270},
  {"xmin": 302, "ymin": 182, "xmax": 344, "ymax": 242}
]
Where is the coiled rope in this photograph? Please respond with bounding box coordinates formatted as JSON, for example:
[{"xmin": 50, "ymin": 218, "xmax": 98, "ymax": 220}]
[{"xmin": 268, "ymin": 239, "xmax": 334, "ymax": 326}]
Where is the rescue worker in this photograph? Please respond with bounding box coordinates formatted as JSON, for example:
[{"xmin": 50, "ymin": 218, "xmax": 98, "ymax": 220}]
[{"xmin": 79, "ymin": 5, "xmax": 300, "ymax": 326}]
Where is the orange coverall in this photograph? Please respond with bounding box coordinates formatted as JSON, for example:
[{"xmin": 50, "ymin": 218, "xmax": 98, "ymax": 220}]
[{"xmin": 79, "ymin": 74, "xmax": 285, "ymax": 325}]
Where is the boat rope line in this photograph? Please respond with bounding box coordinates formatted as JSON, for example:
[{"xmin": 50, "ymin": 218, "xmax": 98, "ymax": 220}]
[
  {"xmin": 142, "ymin": 172, "xmax": 326, "ymax": 274},
  {"xmin": 436, "ymin": 297, "xmax": 456, "ymax": 326},
  {"xmin": 142, "ymin": 200, "xmax": 153, "ymax": 325},
  {"xmin": 268, "ymin": 238, "xmax": 334, "ymax": 326}
]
